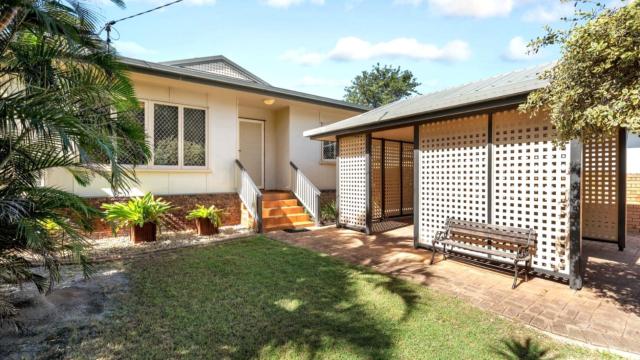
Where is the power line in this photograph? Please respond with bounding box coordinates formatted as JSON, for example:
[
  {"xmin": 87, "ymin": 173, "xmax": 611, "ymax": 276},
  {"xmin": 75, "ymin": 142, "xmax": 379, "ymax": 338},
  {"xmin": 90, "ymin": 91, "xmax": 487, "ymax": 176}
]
[{"xmin": 99, "ymin": 0, "xmax": 184, "ymax": 51}]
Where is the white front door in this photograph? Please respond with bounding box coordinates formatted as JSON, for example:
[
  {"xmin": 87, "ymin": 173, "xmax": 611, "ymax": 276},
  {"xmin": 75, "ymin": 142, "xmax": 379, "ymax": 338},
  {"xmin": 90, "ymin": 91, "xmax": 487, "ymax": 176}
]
[{"xmin": 239, "ymin": 119, "xmax": 264, "ymax": 188}]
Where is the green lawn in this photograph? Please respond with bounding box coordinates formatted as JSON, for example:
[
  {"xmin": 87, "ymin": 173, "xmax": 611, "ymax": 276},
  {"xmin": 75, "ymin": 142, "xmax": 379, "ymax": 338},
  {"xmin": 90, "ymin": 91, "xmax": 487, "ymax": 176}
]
[{"xmin": 71, "ymin": 237, "xmax": 614, "ymax": 359}]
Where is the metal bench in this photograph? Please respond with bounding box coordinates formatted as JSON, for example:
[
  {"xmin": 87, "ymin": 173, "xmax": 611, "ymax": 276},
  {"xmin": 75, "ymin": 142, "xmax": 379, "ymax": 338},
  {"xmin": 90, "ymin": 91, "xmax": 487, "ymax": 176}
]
[{"xmin": 430, "ymin": 218, "xmax": 537, "ymax": 289}]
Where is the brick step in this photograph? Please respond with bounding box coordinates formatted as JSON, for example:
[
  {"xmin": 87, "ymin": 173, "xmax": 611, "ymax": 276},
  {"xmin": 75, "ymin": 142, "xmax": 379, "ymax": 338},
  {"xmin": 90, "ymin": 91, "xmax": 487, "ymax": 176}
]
[
  {"xmin": 263, "ymin": 213, "xmax": 311, "ymax": 227},
  {"xmin": 262, "ymin": 199, "xmax": 298, "ymax": 208},
  {"xmin": 262, "ymin": 192, "xmax": 294, "ymax": 201},
  {"xmin": 263, "ymin": 206, "xmax": 305, "ymax": 217},
  {"xmin": 264, "ymin": 221, "xmax": 315, "ymax": 232}
]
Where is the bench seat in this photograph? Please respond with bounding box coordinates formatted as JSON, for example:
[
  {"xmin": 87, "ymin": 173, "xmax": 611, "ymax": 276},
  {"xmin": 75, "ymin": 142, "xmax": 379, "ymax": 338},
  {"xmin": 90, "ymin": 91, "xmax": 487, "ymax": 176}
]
[{"xmin": 438, "ymin": 240, "xmax": 530, "ymax": 261}]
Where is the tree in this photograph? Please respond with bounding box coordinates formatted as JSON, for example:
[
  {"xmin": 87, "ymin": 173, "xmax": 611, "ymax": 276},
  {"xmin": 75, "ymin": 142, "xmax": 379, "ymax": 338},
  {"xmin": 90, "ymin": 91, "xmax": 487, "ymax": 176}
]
[
  {"xmin": 344, "ymin": 63, "xmax": 421, "ymax": 108},
  {"xmin": 521, "ymin": 0, "xmax": 640, "ymax": 141},
  {"xmin": 0, "ymin": 0, "xmax": 149, "ymax": 327}
]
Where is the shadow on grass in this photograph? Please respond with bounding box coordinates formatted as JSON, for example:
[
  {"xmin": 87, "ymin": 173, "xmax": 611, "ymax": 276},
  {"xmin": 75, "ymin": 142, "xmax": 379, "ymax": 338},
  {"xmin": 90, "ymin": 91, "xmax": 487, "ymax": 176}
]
[
  {"xmin": 74, "ymin": 237, "xmax": 423, "ymax": 359},
  {"xmin": 493, "ymin": 338, "xmax": 556, "ymax": 360}
]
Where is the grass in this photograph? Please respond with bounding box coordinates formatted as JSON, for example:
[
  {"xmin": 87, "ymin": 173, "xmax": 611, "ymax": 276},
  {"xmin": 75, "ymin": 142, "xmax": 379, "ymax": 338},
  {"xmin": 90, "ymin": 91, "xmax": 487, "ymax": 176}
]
[{"xmin": 70, "ymin": 236, "xmax": 616, "ymax": 359}]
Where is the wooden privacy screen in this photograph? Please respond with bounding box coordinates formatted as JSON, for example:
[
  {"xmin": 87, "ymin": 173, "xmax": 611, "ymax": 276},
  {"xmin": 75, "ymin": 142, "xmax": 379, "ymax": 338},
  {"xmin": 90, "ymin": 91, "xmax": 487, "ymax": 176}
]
[
  {"xmin": 371, "ymin": 139, "xmax": 414, "ymax": 221},
  {"xmin": 491, "ymin": 110, "xmax": 571, "ymax": 275},
  {"xmin": 417, "ymin": 115, "xmax": 489, "ymax": 245},
  {"xmin": 338, "ymin": 135, "xmax": 368, "ymax": 229},
  {"xmin": 582, "ymin": 134, "xmax": 619, "ymax": 242},
  {"xmin": 416, "ymin": 110, "xmax": 573, "ymax": 276}
]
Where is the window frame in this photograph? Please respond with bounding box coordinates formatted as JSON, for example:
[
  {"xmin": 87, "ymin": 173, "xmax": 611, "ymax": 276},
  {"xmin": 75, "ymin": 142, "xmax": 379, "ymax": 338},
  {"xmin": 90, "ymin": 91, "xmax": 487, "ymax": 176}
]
[
  {"xmin": 321, "ymin": 140, "xmax": 337, "ymax": 163},
  {"xmin": 140, "ymin": 99, "xmax": 209, "ymax": 170}
]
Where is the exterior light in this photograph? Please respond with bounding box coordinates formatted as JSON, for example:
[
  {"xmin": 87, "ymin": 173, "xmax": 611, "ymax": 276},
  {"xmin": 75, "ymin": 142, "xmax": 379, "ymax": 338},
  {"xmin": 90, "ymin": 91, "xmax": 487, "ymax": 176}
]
[{"xmin": 263, "ymin": 98, "xmax": 275, "ymax": 105}]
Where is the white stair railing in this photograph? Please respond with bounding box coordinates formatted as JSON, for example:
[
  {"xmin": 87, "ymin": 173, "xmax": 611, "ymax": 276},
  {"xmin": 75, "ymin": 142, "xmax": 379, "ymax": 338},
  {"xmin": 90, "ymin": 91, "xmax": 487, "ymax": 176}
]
[
  {"xmin": 290, "ymin": 161, "xmax": 321, "ymax": 226},
  {"xmin": 235, "ymin": 160, "xmax": 263, "ymax": 233}
]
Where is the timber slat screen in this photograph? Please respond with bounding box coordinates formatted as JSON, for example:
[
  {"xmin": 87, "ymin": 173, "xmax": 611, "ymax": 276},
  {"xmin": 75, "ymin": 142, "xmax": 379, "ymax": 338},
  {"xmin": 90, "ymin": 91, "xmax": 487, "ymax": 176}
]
[
  {"xmin": 416, "ymin": 110, "xmax": 574, "ymax": 278},
  {"xmin": 371, "ymin": 138, "xmax": 414, "ymax": 222},
  {"xmin": 582, "ymin": 134, "xmax": 619, "ymax": 243}
]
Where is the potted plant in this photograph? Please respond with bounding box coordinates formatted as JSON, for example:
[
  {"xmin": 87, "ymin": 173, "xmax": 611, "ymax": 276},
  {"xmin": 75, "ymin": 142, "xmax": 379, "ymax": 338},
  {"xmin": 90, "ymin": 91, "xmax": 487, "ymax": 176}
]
[
  {"xmin": 186, "ymin": 204, "xmax": 225, "ymax": 235},
  {"xmin": 102, "ymin": 193, "xmax": 173, "ymax": 243}
]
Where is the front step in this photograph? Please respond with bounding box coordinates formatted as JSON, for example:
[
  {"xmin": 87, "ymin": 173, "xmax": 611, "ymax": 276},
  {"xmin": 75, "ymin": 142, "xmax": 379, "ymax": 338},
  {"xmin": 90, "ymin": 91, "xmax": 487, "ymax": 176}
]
[{"xmin": 261, "ymin": 192, "xmax": 313, "ymax": 232}]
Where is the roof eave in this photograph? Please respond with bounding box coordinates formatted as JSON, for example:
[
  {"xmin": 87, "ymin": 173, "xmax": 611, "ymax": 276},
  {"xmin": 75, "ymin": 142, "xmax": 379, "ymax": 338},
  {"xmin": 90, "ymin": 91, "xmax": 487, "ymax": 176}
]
[
  {"xmin": 306, "ymin": 92, "xmax": 532, "ymax": 140},
  {"xmin": 119, "ymin": 57, "xmax": 369, "ymax": 113}
]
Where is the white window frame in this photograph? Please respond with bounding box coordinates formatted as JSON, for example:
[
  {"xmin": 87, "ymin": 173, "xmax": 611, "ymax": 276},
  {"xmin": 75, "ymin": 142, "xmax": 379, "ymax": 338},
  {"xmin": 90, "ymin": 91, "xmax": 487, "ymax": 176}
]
[
  {"xmin": 321, "ymin": 140, "xmax": 337, "ymax": 163},
  {"xmin": 139, "ymin": 99, "xmax": 209, "ymax": 170}
]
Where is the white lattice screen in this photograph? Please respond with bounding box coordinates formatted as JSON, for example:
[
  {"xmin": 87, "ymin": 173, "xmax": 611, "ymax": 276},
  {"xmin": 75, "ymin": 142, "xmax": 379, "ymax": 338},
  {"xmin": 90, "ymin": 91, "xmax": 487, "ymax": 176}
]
[
  {"xmin": 491, "ymin": 110, "xmax": 571, "ymax": 275},
  {"xmin": 417, "ymin": 115, "xmax": 489, "ymax": 245},
  {"xmin": 402, "ymin": 143, "xmax": 414, "ymax": 214},
  {"xmin": 384, "ymin": 141, "xmax": 402, "ymax": 217},
  {"xmin": 338, "ymin": 135, "xmax": 368, "ymax": 229},
  {"xmin": 372, "ymin": 139, "xmax": 383, "ymax": 221},
  {"xmin": 582, "ymin": 134, "xmax": 619, "ymax": 242}
]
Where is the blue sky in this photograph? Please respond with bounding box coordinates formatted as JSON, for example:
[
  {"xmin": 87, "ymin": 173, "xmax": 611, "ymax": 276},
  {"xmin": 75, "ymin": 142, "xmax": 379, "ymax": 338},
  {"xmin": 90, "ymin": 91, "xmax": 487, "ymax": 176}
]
[{"xmin": 93, "ymin": 0, "xmax": 575, "ymax": 99}]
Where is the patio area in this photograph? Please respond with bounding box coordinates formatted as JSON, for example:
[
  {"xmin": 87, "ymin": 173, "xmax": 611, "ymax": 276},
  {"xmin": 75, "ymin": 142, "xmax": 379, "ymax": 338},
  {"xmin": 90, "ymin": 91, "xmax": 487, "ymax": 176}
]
[{"xmin": 269, "ymin": 226, "xmax": 640, "ymax": 355}]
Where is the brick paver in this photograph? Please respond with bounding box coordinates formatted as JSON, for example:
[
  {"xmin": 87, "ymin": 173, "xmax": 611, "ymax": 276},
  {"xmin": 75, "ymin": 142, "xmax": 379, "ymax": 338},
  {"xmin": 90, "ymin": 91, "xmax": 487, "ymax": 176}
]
[{"xmin": 269, "ymin": 225, "xmax": 640, "ymax": 355}]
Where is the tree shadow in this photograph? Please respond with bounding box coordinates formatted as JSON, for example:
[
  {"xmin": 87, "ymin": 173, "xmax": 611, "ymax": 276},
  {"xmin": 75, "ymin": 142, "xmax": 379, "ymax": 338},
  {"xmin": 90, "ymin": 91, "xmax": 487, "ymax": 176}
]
[
  {"xmin": 72, "ymin": 238, "xmax": 423, "ymax": 359},
  {"xmin": 493, "ymin": 338, "xmax": 556, "ymax": 360}
]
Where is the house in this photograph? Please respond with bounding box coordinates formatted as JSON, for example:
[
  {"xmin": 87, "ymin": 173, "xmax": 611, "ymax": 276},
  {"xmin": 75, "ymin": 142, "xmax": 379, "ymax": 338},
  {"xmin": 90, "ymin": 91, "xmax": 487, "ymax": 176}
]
[
  {"xmin": 44, "ymin": 55, "xmax": 367, "ymax": 234},
  {"xmin": 304, "ymin": 64, "xmax": 630, "ymax": 290}
]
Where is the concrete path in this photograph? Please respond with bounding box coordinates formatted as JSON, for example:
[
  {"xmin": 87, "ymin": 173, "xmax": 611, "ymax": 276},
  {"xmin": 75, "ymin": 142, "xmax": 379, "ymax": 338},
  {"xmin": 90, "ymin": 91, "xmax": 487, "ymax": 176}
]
[{"xmin": 270, "ymin": 226, "xmax": 640, "ymax": 355}]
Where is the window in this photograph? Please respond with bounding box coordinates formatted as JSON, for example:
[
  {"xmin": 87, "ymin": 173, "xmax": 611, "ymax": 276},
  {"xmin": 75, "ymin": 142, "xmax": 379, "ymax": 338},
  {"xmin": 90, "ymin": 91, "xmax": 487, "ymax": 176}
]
[
  {"xmin": 146, "ymin": 102, "xmax": 207, "ymax": 168},
  {"xmin": 322, "ymin": 140, "xmax": 337, "ymax": 161},
  {"xmin": 119, "ymin": 102, "xmax": 147, "ymax": 165}
]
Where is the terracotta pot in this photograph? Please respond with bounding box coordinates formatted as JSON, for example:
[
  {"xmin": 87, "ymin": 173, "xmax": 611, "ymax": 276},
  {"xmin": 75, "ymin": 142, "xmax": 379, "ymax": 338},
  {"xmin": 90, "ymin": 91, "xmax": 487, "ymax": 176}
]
[
  {"xmin": 195, "ymin": 217, "xmax": 218, "ymax": 235},
  {"xmin": 130, "ymin": 222, "xmax": 157, "ymax": 243}
]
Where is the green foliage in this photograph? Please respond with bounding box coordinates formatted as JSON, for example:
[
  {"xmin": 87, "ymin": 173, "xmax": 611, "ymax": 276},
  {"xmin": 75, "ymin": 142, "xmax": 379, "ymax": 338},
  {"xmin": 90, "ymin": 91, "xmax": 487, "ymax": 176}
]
[
  {"xmin": 102, "ymin": 193, "xmax": 173, "ymax": 231},
  {"xmin": 521, "ymin": 0, "xmax": 640, "ymax": 141},
  {"xmin": 0, "ymin": 0, "xmax": 150, "ymax": 326},
  {"xmin": 320, "ymin": 200, "xmax": 337, "ymax": 224},
  {"xmin": 185, "ymin": 204, "xmax": 224, "ymax": 227},
  {"xmin": 153, "ymin": 137, "xmax": 178, "ymax": 166},
  {"xmin": 344, "ymin": 63, "xmax": 421, "ymax": 108}
]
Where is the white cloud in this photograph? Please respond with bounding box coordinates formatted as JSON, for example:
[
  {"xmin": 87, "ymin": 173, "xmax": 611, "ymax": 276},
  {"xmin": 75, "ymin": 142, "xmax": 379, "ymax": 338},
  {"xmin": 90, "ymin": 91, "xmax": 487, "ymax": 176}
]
[
  {"xmin": 114, "ymin": 40, "xmax": 157, "ymax": 58},
  {"xmin": 427, "ymin": 0, "xmax": 513, "ymax": 18},
  {"xmin": 522, "ymin": 2, "xmax": 573, "ymax": 22},
  {"xmin": 502, "ymin": 36, "xmax": 538, "ymax": 61},
  {"xmin": 263, "ymin": 0, "xmax": 324, "ymax": 8},
  {"xmin": 281, "ymin": 36, "xmax": 471, "ymax": 65}
]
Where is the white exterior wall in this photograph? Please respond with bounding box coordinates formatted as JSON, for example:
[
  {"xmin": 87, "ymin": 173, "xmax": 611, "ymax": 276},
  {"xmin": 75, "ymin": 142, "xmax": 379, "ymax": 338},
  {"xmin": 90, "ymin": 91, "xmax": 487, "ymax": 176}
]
[{"xmin": 44, "ymin": 73, "xmax": 359, "ymax": 197}]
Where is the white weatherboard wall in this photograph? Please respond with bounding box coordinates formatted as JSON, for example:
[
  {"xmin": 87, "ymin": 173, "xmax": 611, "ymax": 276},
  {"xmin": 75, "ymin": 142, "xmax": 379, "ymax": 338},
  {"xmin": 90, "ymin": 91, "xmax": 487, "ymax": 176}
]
[{"xmin": 46, "ymin": 76, "xmax": 239, "ymax": 197}]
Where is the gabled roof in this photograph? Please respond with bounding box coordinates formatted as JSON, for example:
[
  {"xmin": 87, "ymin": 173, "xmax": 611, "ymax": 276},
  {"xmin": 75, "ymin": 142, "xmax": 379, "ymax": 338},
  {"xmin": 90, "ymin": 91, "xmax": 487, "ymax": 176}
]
[
  {"xmin": 160, "ymin": 55, "xmax": 271, "ymax": 85},
  {"xmin": 304, "ymin": 64, "xmax": 552, "ymax": 139},
  {"xmin": 119, "ymin": 56, "xmax": 369, "ymax": 113}
]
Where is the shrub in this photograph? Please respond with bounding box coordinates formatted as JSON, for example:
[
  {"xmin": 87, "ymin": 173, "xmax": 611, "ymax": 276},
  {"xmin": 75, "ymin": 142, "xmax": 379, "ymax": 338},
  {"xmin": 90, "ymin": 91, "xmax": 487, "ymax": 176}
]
[
  {"xmin": 186, "ymin": 205, "xmax": 225, "ymax": 227},
  {"xmin": 102, "ymin": 193, "xmax": 173, "ymax": 232},
  {"xmin": 320, "ymin": 201, "xmax": 338, "ymax": 224}
]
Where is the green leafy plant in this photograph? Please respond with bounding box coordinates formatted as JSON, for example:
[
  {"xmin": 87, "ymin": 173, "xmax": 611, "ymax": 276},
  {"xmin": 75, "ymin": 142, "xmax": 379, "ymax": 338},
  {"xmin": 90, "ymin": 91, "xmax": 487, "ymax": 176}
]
[
  {"xmin": 186, "ymin": 205, "xmax": 225, "ymax": 227},
  {"xmin": 320, "ymin": 201, "xmax": 338, "ymax": 224},
  {"xmin": 102, "ymin": 193, "xmax": 173, "ymax": 232}
]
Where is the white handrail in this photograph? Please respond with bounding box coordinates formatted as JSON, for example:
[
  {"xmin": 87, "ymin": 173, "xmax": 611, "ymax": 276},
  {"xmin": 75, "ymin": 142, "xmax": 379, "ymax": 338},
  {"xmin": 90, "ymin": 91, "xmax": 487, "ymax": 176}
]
[
  {"xmin": 290, "ymin": 161, "xmax": 321, "ymax": 226},
  {"xmin": 235, "ymin": 160, "xmax": 262, "ymax": 232}
]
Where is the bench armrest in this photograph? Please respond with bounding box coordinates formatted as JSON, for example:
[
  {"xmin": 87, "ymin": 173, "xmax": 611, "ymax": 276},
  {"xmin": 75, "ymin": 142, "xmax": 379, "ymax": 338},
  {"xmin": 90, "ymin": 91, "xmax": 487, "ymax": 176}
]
[{"xmin": 433, "ymin": 231, "xmax": 445, "ymax": 245}]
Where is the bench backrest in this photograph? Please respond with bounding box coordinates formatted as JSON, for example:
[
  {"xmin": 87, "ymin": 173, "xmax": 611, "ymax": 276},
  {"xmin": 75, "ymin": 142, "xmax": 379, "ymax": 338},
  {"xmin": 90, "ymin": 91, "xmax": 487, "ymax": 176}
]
[{"xmin": 445, "ymin": 219, "xmax": 537, "ymax": 255}]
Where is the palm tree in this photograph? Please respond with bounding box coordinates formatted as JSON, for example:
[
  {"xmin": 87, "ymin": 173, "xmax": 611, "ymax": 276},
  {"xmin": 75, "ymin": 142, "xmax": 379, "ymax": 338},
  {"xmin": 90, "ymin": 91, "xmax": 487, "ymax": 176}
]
[{"xmin": 0, "ymin": 0, "xmax": 149, "ymax": 327}]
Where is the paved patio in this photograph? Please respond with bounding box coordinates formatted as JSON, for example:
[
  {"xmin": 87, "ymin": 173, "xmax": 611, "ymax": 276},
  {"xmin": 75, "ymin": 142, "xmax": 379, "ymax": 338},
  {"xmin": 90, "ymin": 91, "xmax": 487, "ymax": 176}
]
[{"xmin": 269, "ymin": 224, "xmax": 640, "ymax": 355}]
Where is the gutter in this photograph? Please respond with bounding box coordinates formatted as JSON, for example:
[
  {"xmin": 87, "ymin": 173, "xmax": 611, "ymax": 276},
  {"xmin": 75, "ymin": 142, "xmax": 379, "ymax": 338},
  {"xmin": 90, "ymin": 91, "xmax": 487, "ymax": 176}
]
[{"xmin": 119, "ymin": 57, "xmax": 369, "ymax": 113}]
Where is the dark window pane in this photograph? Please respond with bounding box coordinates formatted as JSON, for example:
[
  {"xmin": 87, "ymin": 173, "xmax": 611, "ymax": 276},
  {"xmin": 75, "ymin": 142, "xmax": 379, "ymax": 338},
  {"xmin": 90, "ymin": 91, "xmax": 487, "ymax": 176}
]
[
  {"xmin": 183, "ymin": 108, "xmax": 206, "ymax": 166},
  {"xmin": 153, "ymin": 104, "xmax": 178, "ymax": 166}
]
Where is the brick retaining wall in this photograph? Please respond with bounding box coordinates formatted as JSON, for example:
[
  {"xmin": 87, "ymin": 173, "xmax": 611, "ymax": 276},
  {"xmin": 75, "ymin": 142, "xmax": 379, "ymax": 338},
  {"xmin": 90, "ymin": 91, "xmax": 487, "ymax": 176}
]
[
  {"xmin": 629, "ymin": 174, "xmax": 640, "ymax": 234},
  {"xmin": 85, "ymin": 193, "xmax": 241, "ymax": 238}
]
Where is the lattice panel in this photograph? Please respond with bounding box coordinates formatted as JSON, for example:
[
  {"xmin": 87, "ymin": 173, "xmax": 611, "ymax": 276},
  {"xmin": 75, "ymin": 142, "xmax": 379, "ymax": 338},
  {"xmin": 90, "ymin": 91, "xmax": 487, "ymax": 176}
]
[
  {"xmin": 338, "ymin": 135, "xmax": 367, "ymax": 228},
  {"xmin": 492, "ymin": 110, "xmax": 571, "ymax": 275},
  {"xmin": 153, "ymin": 104, "xmax": 179, "ymax": 166},
  {"xmin": 417, "ymin": 115, "xmax": 489, "ymax": 245},
  {"xmin": 184, "ymin": 61, "xmax": 254, "ymax": 82},
  {"xmin": 372, "ymin": 139, "xmax": 383, "ymax": 221},
  {"xmin": 402, "ymin": 142, "xmax": 414, "ymax": 214},
  {"xmin": 384, "ymin": 141, "xmax": 402, "ymax": 217},
  {"xmin": 583, "ymin": 134, "xmax": 619, "ymax": 242},
  {"xmin": 183, "ymin": 108, "xmax": 206, "ymax": 166}
]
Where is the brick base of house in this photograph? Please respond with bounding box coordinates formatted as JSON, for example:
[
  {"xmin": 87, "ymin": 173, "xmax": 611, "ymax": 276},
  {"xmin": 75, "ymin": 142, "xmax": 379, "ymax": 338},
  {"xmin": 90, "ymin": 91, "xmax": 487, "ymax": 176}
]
[
  {"xmin": 629, "ymin": 204, "xmax": 640, "ymax": 234},
  {"xmin": 320, "ymin": 190, "xmax": 336, "ymax": 207},
  {"xmin": 628, "ymin": 174, "xmax": 640, "ymax": 234},
  {"xmin": 85, "ymin": 193, "xmax": 241, "ymax": 238}
]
